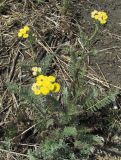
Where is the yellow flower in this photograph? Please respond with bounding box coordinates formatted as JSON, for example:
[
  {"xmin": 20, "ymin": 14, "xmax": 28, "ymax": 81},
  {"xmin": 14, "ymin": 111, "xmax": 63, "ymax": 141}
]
[
  {"xmin": 33, "ymin": 71, "xmax": 37, "ymax": 76},
  {"xmin": 48, "ymin": 84, "xmax": 54, "ymax": 91},
  {"xmin": 32, "ymin": 67, "xmax": 41, "ymax": 76},
  {"xmin": 45, "ymin": 82, "xmax": 54, "ymax": 91},
  {"xmin": 100, "ymin": 19, "xmax": 107, "ymax": 24},
  {"xmin": 103, "ymin": 13, "xmax": 108, "ymax": 20},
  {"xmin": 18, "ymin": 32, "xmax": 23, "ymax": 37},
  {"xmin": 24, "ymin": 25, "xmax": 30, "ymax": 32},
  {"xmin": 47, "ymin": 76, "xmax": 56, "ymax": 82},
  {"xmin": 18, "ymin": 25, "xmax": 30, "ymax": 38},
  {"xmin": 91, "ymin": 10, "xmax": 108, "ymax": 25},
  {"xmin": 32, "ymin": 67, "xmax": 38, "ymax": 72},
  {"xmin": 19, "ymin": 28, "xmax": 26, "ymax": 34},
  {"xmin": 37, "ymin": 67, "xmax": 41, "ymax": 73},
  {"xmin": 31, "ymin": 83, "xmax": 39, "ymax": 90},
  {"xmin": 98, "ymin": 11, "xmax": 108, "ymax": 19},
  {"xmin": 23, "ymin": 33, "xmax": 29, "ymax": 38},
  {"xmin": 40, "ymin": 87, "xmax": 50, "ymax": 95},
  {"xmin": 36, "ymin": 75, "xmax": 46, "ymax": 82},
  {"xmin": 94, "ymin": 15, "xmax": 99, "ymax": 20},
  {"xmin": 98, "ymin": 11, "xmax": 108, "ymax": 24},
  {"xmin": 91, "ymin": 10, "xmax": 98, "ymax": 18},
  {"xmin": 34, "ymin": 89, "xmax": 41, "ymax": 95},
  {"xmin": 32, "ymin": 74, "xmax": 61, "ymax": 95},
  {"xmin": 31, "ymin": 83, "xmax": 41, "ymax": 95},
  {"xmin": 36, "ymin": 80, "xmax": 43, "ymax": 87},
  {"xmin": 53, "ymin": 83, "xmax": 61, "ymax": 92}
]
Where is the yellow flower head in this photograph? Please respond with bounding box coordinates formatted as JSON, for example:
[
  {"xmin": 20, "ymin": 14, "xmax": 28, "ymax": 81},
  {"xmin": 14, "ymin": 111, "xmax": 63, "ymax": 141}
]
[
  {"xmin": 40, "ymin": 86, "xmax": 50, "ymax": 95},
  {"xmin": 98, "ymin": 11, "xmax": 108, "ymax": 24},
  {"xmin": 91, "ymin": 10, "xmax": 98, "ymax": 18},
  {"xmin": 18, "ymin": 25, "xmax": 30, "ymax": 38},
  {"xmin": 42, "ymin": 80, "xmax": 54, "ymax": 91},
  {"xmin": 23, "ymin": 33, "xmax": 29, "ymax": 38},
  {"xmin": 47, "ymin": 76, "xmax": 56, "ymax": 82},
  {"xmin": 36, "ymin": 75, "xmax": 46, "ymax": 82},
  {"xmin": 24, "ymin": 25, "xmax": 30, "ymax": 32},
  {"xmin": 53, "ymin": 83, "xmax": 61, "ymax": 92},
  {"xmin": 32, "ymin": 67, "xmax": 41, "ymax": 76},
  {"xmin": 31, "ymin": 83, "xmax": 41, "ymax": 95},
  {"xmin": 32, "ymin": 67, "xmax": 38, "ymax": 72},
  {"xmin": 32, "ymin": 74, "xmax": 61, "ymax": 95},
  {"xmin": 91, "ymin": 10, "xmax": 108, "ymax": 25},
  {"xmin": 18, "ymin": 29, "xmax": 26, "ymax": 37}
]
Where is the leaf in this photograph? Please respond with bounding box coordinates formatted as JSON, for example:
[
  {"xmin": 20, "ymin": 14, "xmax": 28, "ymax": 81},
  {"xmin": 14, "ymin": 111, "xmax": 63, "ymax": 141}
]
[
  {"xmin": 28, "ymin": 150, "xmax": 36, "ymax": 160},
  {"xmin": 46, "ymin": 119, "xmax": 54, "ymax": 129},
  {"xmin": 62, "ymin": 87, "xmax": 69, "ymax": 106},
  {"xmin": 63, "ymin": 127, "xmax": 77, "ymax": 137},
  {"xmin": 85, "ymin": 91, "xmax": 118, "ymax": 112}
]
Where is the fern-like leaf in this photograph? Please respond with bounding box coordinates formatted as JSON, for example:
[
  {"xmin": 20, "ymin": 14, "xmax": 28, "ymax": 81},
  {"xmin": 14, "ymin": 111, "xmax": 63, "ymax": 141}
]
[
  {"xmin": 85, "ymin": 92, "xmax": 118, "ymax": 112},
  {"xmin": 62, "ymin": 126, "xmax": 77, "ymax": 137}
]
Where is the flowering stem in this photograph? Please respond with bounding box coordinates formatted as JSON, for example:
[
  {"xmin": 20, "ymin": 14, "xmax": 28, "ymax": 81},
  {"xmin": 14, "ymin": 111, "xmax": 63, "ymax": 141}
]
[{"xmin": 89, "ymin": 22, "xmax": 99, "ymax": 42}]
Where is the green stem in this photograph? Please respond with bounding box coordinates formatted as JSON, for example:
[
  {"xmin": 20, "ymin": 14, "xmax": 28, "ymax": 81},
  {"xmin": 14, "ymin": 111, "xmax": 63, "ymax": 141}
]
[{"xmin": 89, "ymin": 23, "xmax": 99, "ymax": 42}]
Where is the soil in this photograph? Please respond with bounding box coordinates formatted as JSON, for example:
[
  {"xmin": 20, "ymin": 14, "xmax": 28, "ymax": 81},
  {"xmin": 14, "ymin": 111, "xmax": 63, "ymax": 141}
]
[{"xmin": 86, "ymin": 0, "xmax": 121, "ymax": 88}]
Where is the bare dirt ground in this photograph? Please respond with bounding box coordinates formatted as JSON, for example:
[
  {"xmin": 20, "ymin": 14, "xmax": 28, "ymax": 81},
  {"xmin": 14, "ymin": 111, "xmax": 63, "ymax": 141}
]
[
  {"xmin": 87, "ymin": 0, "xmax": 121, "ymax": 88},
  {"xmin": 1, "ymin": 0, "xmax": 121, "ymax": 159}
]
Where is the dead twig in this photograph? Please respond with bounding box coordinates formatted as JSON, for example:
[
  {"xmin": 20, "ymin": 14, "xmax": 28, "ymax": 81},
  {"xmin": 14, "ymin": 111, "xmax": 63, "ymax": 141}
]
[
  {"xmin": 8, "ymin": 47, "xmax": 20, "ymax": 82},
  {"xmin": 0, "ymin": 148, "xmax": 29, "ymax": 158}
]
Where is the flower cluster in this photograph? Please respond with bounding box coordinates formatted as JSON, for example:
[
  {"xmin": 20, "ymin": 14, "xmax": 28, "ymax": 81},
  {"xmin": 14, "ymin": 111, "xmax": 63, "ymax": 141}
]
[
  {"xmin": 18, "ymin": 25, "xmax": 30, "ymax": 38},
  {"xmin": 91, "ymin": 10, "xmax": 108, "ymax": 24},
  {"xmin": 32, "ymin": 75, "xmax": 61, "ymax": 95},
  {"xmin": 32, "ymin": 67, "xmax": 41, "ymax": 76}
]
